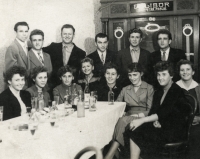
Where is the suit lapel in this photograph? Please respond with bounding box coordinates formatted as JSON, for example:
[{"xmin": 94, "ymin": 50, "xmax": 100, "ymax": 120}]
[
  {"xmin": 14, "ymin": 39, "xmax": 28, "ymax": 67},
  {"xmin": 126, "ymin": 85, "xmax": 139, "ymax": 103},
  {"xmin": 43, "ymin": 53, "xmax": 49, "ymax": 67},
  {"xmin": 136, "ymin": 82, "xmax": 146, "ymax": 97},
  {"xmin": 168, "ymin": 48, "xmax": 175, "ymax": 62},
  {"xmin": 29, "ymin": 50, "xmax": 43, "ymax": 66},
  {"xmin": 124, "ymin": 48, "xmax": 132, "ymax": 64}
]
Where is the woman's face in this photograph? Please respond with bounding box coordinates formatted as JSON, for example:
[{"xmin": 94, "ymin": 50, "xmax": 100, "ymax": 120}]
[
  {"xmin": 128, "ymin": 71, "xmax": 142, "ymax": 86},
  {"xmin": 179, "ymin": 64, "xmax": 194, "ymax": 81},
  {"xmin": 34, "ymin": 72, "xmax": 48, "ymax": 88},
  {"xmin": 82, "ymin": 62, "xmax": 94, "ymax": 75},
  {"xmin": 60, "ymin": 72, "xmax": 74, "ymax": 86},
  {"xmin": 105, "ymin": 68, "xmax": 119, "ymax": 85},
  {"xmin": 8, "ymin": 74, "xmax": 25, "ymax": 91}
]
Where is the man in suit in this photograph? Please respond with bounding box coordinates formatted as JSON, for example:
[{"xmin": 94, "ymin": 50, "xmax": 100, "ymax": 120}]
[
  {"xmin": 116, "ymin": 28, "xmax": 150, "ymax": 86},
  {"xmin": 5, "ymin": 21, "xmax": 30, "ymax": 72},
  {"xmin": 29, "ymin": 29, "xmax": 52, "ymax": 75},
  {"xmin": 43, "ymin": 24, "xmax": 86, "ymax": 87},
  {"xmin": 150, "ymin": 29, "xmax": 186, "ymax": 86},
  {"xmin": 87, "ymin": 33, "xmax": 117, "ymax": 77}
]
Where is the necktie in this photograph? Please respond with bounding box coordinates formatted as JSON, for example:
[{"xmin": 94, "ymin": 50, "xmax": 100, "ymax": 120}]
[
  {"xmin": 63, "ymin": 46, "xmax": 68, "ymax": 66},
  {"xmin": 101, "ymin": 53, "xmax": 104, "ymax": 64},
  {"xmin": 38, "ymin": 51, "xmax": 44, "ymax": 65},
  {"xmin": 162, "ymin": 52, "xmax": 166, "ymax": 61}
]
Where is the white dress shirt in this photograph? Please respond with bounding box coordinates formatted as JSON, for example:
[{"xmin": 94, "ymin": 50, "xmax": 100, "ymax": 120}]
[
  {"xmin": 97, "ymin": 50, "xmax": 106, "ymax": 64},
  {"xmin": 160, "ymin": 47, "xmax": 170, "ymax": 61},
  {"xmin": 9, "ymin": 86, "xmax": 27, "ymax": 115}
]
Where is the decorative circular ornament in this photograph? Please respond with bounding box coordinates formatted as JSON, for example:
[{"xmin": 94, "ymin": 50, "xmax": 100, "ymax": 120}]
[
  {"xmin": 144, "ymin": 23, "xmax": 160, "ymax": 32},
  {"xmin": 183, "ymin": 24, "xmax": 193, "ymax": 37},
  {"xmin": 114, "ymin": 27, "xmax": 124, "ymax": 39}
]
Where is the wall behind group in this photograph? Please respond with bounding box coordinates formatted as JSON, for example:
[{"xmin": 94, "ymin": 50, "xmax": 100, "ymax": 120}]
[{"xmin": 0, "ymin": 0, "xmax": 102, "ymax": 92}]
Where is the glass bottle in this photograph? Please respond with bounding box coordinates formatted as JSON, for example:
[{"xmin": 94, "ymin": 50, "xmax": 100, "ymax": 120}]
[
  {"xmin": 84, "ymin": 84, "xmax": 90, "ymax": 108},
  {"xmin": 108, "ymin": 87, "xmax": 114, "ymax": 105},
  {"xmin": 89, "ymin": 92, "xmax": 96, "ymax": 111},
  {"xmin": 77, "ymin": 98, "xmax": 85, "ymax": 118},
  {"xmin": 72, "ymin": 83, "xmax": 78, "ymax": 106},
  {"xmin": 38, "ymin": 93, "xmax": 45, "ymax": 110}
]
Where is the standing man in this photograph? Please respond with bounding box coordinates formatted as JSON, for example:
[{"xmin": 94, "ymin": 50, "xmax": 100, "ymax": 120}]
[
  {"xmin": 150, "ymin": 29, "xmax": 186, "ymax": 86},
  {"xmin": 116, "ymin": 28, "xmax": 150, "ymax": 86},
  {"xmin": 29, "ymin": 29, "xmax": 52, "ymax": 75},
  {"xmin": 43, "ymin": 24, "xmax": 86, "ymax": 87},
  {"xmin": 5, "ymin": 21, "xmax": 30, "ymax": 72},
  {"xmin": 87, "ymin": 33, "xmax": 117, "ymax": 77}
]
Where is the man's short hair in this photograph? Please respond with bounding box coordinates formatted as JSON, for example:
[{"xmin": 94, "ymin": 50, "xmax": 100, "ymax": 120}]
[
  {"xmin": 4, "ymin": 66, "xmax": 27, "ymax": 84},
  {"xmin": 61, "ymin": 24, "xmax": 75, "ymax": 33},
  {"xmin": 14, "ymin": 22, "xmax": 29, "ymax": 32},
  {"xmin": 29, "ymin": 29, "xmax": 44, "ymax": 41},
  {"xmin": 129, "ymin": 28, "xmax": 143, "ymax": 38},
  {"xmin": 154, "ymin": 61, "xmax": 174, "ymax": 76},
  {"xmin": 157, "ymin": 29, "xmax": 172, "ymax": 40},
  {"xmin": 95, "ymin": 33, "xmax": 109, "ymax": 42}
]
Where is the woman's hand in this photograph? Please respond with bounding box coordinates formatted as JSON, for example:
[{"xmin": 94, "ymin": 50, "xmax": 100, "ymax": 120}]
[
  {"xmin": 129, "ymin": 118, "xmax": 144, "ymax": 131},
  {"xmin": 153, "ymin": 121, "xmax": 161, "ymax": 128}
]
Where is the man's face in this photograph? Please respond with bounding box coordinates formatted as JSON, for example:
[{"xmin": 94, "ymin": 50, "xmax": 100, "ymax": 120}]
[
  {"xmin": 157, "ymin": 34, "xmax": 171, "ymax": 50},
  {"xmin": 61, "ymin": 28, "xmax": 74, "ymax": 44},
  {"xmin": 129, "ymin": 33, "xmax": 142, "ymax": 47},
  {"xmin": 95, "ymin": 37, "xmax": 108, "ymax": 52},
  {"xmin": 157, "ymin": 70, "xmax": 172, "ymax": 87},
  {"xmin": 16, "ymin": 25, "xmax": 29, "ymax": 42},
  {"xmin": 31, "ymin": 35, "xmax": 44, "ymax": 50}
]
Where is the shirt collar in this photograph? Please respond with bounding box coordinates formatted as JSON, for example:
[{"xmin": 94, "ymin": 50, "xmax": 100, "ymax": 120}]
[
  {"xmin": 16, "ymin": 38, "xmax": 27, "ymax": 48},
  {"xmin": 62, "ymin": 43, "xmax": 74, "ymax": 48},
  {"xmin": 130, "ymin": 46, "xmax": 140, "ymax": 52},
  {"xmin": 160, "ymin": 47, "xmax": 170, "ymax": 55},
  {"xmin": 97, "ymin": 49, "xmax": 106, "ymax": 55},
  {"xmin": 176, "ymin": 79, "xmax": 198, "ymax": 91},
  {"xmin": 9, "ymin": 86, "xmax": 20, "ymax": 96},
  {"xmin": 32, "ymin": 48, "xmax": 43, "ymax": 54}
]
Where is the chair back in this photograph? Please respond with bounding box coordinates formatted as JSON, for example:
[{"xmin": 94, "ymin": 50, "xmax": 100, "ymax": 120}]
[
  {"xmin": 74, "ymin": 146, "xmax": 103, "ymax": 159},
  {"xmin": 184, "ymin": 94, "xmax": 197, "ymax": 141}
]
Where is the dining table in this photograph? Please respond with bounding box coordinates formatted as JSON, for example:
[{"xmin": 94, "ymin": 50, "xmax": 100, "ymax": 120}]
[{"xmin": 0, "ymin": 101, "xmax": 126, "ymax": 159}]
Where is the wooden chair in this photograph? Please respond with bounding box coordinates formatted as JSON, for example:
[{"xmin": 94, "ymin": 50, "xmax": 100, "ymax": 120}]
[
  {"xmin": 159, "ymin": 94, "xmax": 197, "ymax": 159},
  {"xmin": 74, "ymin": 146, "xmax": 103, "ymax": 159}
]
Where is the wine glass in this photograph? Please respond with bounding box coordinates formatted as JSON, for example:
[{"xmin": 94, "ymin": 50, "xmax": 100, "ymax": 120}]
[
  {"xmin": 29, "ymin": 120, "xmax": 38, "ymax": 139},
  {"xmin": 50, "ymin": 111, "xmax": 57, "ymax": 127},
  {"xmin": 54, "ymin": 96, "xmax": 60, "ymax": 106}
]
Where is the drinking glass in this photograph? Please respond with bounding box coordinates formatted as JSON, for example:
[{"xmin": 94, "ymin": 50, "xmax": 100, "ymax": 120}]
[
  {"xmin": 29, "ymin": 120, "xmax": 39, "ymax": 139},
  {"xmin": 91, "ymin": 91, "xmax": 98, "ymax": 102},
  {"xmin": 50, "ymin": 111, "xmax": 57, "ymax": 127},
  {"xmin": 89, "ymin": 96, "xmax": 96, "ymax": 112},
  {"xmin": 54, "ymin": 96, "xmax": 60, "ymax": 106},
  {"xmin": 0, "ymin": 106, "xmax": 3, "ymax": 122}
]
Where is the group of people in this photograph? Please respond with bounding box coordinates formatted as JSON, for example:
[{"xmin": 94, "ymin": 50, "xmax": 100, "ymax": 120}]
[{"xmin": 1, "ymin": 21, "xmax": 200, "ymax": 158}]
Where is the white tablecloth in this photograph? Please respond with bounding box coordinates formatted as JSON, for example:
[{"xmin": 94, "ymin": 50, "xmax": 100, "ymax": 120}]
[{"xmin": 0, "ymin": 102, "xmax": 125, "ymax": 159}]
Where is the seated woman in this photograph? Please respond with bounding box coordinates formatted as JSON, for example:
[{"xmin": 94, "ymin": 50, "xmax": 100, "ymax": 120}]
[
  {"xmin": 176, "ymin": 59, "xmax": 200, "ymax": 123},
  {"xmin": 0, "ymin": 66, "xmax": 31, "ymax": 120},
  {"xmin": 123, "ymin": 61, "xmax": 189, "ymax": 159},
  {"xmin": 26, "ymin": 66, "xmax": 51, "ymax": 107},
  {"xmin": 78, "ymin": 57, "xmax": 100, "ymax": 91},
  {"xmin": 97, "ymin": 63, "xmax": 121, "ymax": 101},
  {"xmin": 104, "ymin": 63, "xmax": 154, "ymax": 159},
  {"xmin": 53, "ymin": 65, "xmax": 82, "ymax": 104}
]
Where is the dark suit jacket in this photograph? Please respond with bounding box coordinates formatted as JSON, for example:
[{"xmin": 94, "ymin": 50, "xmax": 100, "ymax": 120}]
[
  {"xmin": 150, "ymin": 47, "xmax": 186, "ymax": 68},
  {"xmin": 43, "ymin": 42, "xmax": 86, "ymax": 87},
  {"xmin": 5, "ymin": 39, "xmax": 30, "ymax": 71},
  {"xmin": 29, "ymin": 49, "xmax": 52, "ymax": 75},
  {"xmin": 0, "ymin": 88, "xmax": 31, "ymax": 120},
  {"xmin": 87, "ymin": 49, "xmax": 117, "ymax": 77},
  {"xmin": 116, "ymin": 47, "xmax": 150, "ymax": 75}
]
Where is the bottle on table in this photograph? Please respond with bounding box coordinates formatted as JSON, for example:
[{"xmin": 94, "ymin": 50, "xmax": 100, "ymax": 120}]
[
  {"xmin": 77, "ymin": 97, "xmax": 85, "ymax": 118},
  {"xmin": 108, "ymin": 87, "xmax": 114, "ymax": 105},
  {"xmin": 64, "ymin": 89, "xmax": 70, "ymax": 106},
  {"xmin": 38, "ymin": 92, "xmax": 45, "ymax": 110},
  {"xmin": 89, "ymin": 92, "xmax": 96, "ymax": 112},
  {"xmin": 84, "ymin": 84, "xmax": 90, "ymax": 108}
]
